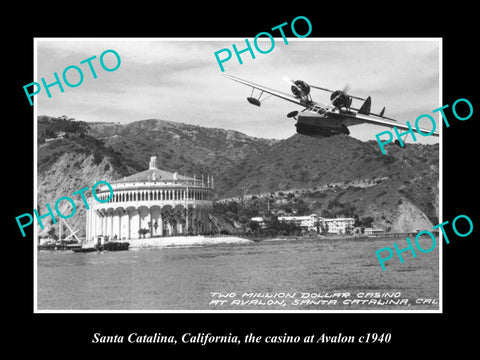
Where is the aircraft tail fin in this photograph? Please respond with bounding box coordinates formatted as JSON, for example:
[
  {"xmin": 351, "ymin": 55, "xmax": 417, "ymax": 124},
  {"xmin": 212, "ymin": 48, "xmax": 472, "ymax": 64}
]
[{"xmin": 358, "ymin": 96, "xmax": 371, "ymax": 114}]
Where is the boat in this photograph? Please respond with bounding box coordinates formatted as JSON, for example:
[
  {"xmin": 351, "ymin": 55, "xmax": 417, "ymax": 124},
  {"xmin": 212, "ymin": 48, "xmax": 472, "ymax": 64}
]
[
  {"xmin": 72, "ymin": 246, "xmax": 97, "ymax": 253},
  {"xmin": 72, "ymin": 242, "xmax": 130, "ymax": 253},
  {"xmin": 102, "ymin": 241, "xmax": 130, "ymax": 251}
]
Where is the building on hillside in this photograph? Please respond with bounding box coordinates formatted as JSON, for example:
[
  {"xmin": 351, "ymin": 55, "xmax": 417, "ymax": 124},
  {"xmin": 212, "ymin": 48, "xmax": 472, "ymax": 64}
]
[
  {"xmin": 319, "ymin": 217, "xmax": 355, "ymax": 234},
  {"xmin": 364, "ymin": 227, "xmax": 384, "ymax": 236},
  {"xmin": 249, "ymin": 214, "xmax": 355, "ymax": 234},
  {"xmin": 278, "ymin": 214, "xmax": 319, "ymax": 232},
  {"xmin": 44, "ymin": 131, "xmax": 66, "ymax": 143},
  {"xmin": 84, "ymin": 156, "xmax": 214, "ymax": 245},
  {"xmin": 250, "ymin": 216, "xmax": 266, "ymax": 228}
]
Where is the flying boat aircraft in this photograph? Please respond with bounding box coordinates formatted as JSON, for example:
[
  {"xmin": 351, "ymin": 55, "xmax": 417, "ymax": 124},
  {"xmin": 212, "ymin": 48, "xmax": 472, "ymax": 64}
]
[{"xmin": 223, "ymin": 74, "xmax": 439, "ymax": 144}]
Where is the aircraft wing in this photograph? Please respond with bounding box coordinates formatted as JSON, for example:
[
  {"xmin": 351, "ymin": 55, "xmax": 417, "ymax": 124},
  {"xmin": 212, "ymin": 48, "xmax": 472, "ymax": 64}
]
[
  {"xmin": 223, "ymin": 74, "xmax": 307, "ymax": 107},
  {"xmin": 333, "ymin": 111, "xmax": 440, "ymax": 137}
]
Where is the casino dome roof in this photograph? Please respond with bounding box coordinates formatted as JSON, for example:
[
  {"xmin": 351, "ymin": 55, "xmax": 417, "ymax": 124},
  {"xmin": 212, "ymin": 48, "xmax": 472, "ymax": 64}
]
[{"xmin": 112, "ymin": 156, "xmax": 196, "ymax": 184}]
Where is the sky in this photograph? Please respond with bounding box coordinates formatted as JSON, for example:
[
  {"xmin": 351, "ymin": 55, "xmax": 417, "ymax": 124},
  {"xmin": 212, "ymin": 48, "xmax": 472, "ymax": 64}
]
[{"xmin": 35, "ymin": 38, "xmax": 441, "ymax": 143}]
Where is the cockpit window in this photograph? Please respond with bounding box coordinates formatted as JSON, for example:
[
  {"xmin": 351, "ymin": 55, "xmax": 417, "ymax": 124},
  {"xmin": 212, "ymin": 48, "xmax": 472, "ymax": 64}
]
[{"xmin": 311, "ymin": 105, "xmax": 326, "ymax": 115}]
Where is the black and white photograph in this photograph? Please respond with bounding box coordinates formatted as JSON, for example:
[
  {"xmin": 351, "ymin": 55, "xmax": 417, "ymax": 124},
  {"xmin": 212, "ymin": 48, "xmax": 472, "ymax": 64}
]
[
  {"xmin": 32, "ymin": 38, "xmax": 441, "ymax": 312},
  {"xmin": 7, "ymin": 8, "xmax": 478, "ymax": 355}
]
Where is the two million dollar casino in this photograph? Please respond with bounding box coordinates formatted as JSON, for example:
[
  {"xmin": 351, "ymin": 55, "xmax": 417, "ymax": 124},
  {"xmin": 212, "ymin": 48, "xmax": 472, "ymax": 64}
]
[{"xmin": 84, "ymin": 156, "xmax": 215, "ymax": 245}]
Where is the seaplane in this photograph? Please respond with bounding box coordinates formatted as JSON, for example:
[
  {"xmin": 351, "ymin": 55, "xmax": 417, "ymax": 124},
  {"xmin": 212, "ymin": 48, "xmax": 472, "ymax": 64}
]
[{"xmin": 223, "ymin": 74, "xmax": 439, "ymax": 144}]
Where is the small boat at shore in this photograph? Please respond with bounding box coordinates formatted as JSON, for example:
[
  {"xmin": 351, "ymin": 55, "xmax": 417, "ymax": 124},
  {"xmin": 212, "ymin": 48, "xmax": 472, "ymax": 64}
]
[
  {"xmin": 72, "ymin": 241, "xmax": 130, "ymax": 253},
  {"xmin": 72, "ymin": 247, "xmax": 97, "ymax": 253},
  {"xmin": 102, "ymin": 241, "xmax": 130, "ymax": 251}
]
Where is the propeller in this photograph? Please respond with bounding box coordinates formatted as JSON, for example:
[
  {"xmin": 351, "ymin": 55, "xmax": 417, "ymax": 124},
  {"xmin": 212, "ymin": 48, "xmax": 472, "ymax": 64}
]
[{"xmin": 283, "ymin": 76, "xmax": 300, "ymax": 90}]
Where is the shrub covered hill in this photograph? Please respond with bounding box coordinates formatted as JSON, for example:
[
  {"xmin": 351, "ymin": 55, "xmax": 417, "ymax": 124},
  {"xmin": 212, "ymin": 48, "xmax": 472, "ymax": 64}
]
[{"xmin": 37, "ymin": 116, "xmax": 439, "ymax": 238}]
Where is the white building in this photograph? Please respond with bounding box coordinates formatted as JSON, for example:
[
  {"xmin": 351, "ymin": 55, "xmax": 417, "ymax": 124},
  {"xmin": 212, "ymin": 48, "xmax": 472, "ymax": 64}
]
[
  {"xmin": 278, "ymin": 214, "xmax": 319, "ymax": 232},
  {"xmin": 320, "ymin": 217, "xmax": 355, "ymax": 234},
  {"xmin": 250, "ymin": 214, "xmax": 355, "ymax": 234},
  {"xmin": 84, "ymin": 156, "xmax": 214, "ymax": 246},
  {"xmin": 364, "ymin": 227, "xmax": 384, "ymax": 236}
]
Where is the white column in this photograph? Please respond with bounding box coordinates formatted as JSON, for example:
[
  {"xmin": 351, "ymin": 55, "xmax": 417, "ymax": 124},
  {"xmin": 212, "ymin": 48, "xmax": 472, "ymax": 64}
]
[
  {"xmin": 90, "ymin": 205, "xmax": 94, "ymax": 241},
  {"xmin": 139, "ymin": 209, "xmax": 143, "ymax": 238},
  {"xmin": 103, "ymin": 213, "xmax": 107, "ymax": 236},
  {"xmin": 92, "ymin": 210, "xmax": 97, "ymax": 239},
  {"xmin": 130, "ymin": 210, "xmax": 138, "ymax": 239},
  {"xmin": 110, "ymin": 213, "xmax": 114, "ymax": 239},
  {"xmin": 149, "ymin": 209, "xmax": 153, "ymax": 238},
  {"xmin": 159, "ymin": 215, "xmax": 163, "ymax": 236},
  {"xmin": 128, "ymin": 210, "xmax": 131, "ymax": 240},
  {"xmin": 178, "ymin": 211, "xmax": 182, "ymax": 235},
  {"xmin": 95, "ymin": 213, "xmax": 101, "ymax": 238},
  {"xmin": 118, "ymin": 211, "xmax": 122, "ymax": 240},
  {"xmin": 86, "ymin": 207, "xmax": 90, "ymax": 243}
]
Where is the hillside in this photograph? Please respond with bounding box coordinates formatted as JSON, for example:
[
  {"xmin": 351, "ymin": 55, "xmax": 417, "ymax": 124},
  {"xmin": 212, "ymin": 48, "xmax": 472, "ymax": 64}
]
[
  {"xmin": 36, "ymin": 116, "xmax": 439, "ymax": 238},
  {"xmin": 88, "ymin": 119, "xmax": 278, "ymax": 196}
]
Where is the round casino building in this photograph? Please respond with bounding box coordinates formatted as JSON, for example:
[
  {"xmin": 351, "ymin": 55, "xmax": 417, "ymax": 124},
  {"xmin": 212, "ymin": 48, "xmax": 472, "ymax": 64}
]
[{"xmin": 84, "ymin": 156, "xmax": 214, "ymax": 245}]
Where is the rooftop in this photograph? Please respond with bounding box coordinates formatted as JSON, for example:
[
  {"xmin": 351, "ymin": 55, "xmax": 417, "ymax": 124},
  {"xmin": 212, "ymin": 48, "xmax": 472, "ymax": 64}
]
[
  {"xmin": 112, "ymin": 156, "xmax": 213, "ymax": 187},
  {"xmin": 112, "ymin": 156, "xmax": 197, "ymax": 184}
]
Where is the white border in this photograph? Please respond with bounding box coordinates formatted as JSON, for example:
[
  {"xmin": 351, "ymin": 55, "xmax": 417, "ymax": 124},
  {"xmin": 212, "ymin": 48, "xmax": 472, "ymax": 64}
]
[{"xmin": 33, "ymin": 37, "xmax": 443, "ymax": 314}]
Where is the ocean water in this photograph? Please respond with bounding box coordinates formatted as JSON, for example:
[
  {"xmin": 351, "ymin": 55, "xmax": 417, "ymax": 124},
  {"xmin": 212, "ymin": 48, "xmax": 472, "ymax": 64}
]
[{"xmin": 37, "ymin": 237, "xmax": 440, "ymax": 311}]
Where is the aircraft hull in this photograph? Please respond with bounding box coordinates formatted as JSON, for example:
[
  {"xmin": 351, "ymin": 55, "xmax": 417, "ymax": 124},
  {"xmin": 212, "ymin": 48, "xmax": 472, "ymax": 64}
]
[{"xmin": 295, "ymin": 111, "xmax": 346, "ymax": 138}]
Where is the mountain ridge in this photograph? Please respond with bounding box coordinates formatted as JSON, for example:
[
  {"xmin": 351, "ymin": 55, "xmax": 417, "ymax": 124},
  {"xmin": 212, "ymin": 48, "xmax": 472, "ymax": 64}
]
[{"xmin": 36, "ymin": 116, "xmax": 439, "ymax": 237}]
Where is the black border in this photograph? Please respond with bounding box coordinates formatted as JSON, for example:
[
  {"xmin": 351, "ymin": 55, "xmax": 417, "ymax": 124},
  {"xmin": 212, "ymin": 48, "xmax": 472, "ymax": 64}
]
[{"xmin": 8, "ymin": 6, "xmax": 478, "ymax": 355}]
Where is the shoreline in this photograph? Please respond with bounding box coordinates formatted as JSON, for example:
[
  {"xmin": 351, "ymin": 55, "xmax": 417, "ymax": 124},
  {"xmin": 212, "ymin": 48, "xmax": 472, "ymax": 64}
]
[
  {"xmin": 128, "ymin": 235, "xmax": 253, "ymax": 249},
  {"xmin": 127, "ymin": 234, "xmax": 372, "ymax": 248},
  {"xmin": 38, "ymin": 234, "xmax": 393, "ymax": 252}
]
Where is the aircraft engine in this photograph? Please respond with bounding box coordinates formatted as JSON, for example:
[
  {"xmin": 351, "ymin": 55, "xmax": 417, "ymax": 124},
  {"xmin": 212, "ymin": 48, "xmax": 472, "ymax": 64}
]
[
  {"xmin": 291, "ymin": 80, "xmax": 311, "ymax": 100},
  {"xmin": 330, "ymin": 90, "xmax": 353, "ymax": 109}
]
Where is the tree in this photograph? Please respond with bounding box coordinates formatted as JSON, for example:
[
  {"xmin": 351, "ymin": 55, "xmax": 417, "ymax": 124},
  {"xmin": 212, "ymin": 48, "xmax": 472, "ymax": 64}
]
[
  {"xmin": 293, "ymin": 198, "xmax": 309, "ymax": 215},
  {"xmin": 47, "ymin": 227, "xmax": 56, "ymax": 239},
  {"xmin": 360, "ymin": 216, "xmax": 374, "ymax": 227},
  {"xmin": 138, "ymin": 228, "xmax": 149, "ymax": 239},
  {"xmin": 248, "ymin": 220, "xmax": 261, "ymax": 234},
  {"xmin": 321, "ymin": 209, "xmax": 332, "ymax": 218}
]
